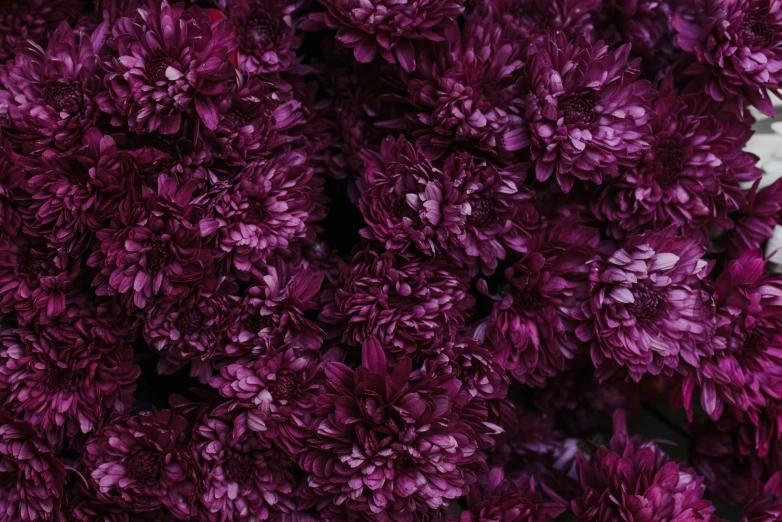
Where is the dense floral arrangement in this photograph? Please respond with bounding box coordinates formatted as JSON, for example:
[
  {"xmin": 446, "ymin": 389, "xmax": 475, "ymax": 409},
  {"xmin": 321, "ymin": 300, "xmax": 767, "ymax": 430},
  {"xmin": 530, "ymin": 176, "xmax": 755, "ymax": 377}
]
[{"xmin": 2, "ymin": 0, "xmax": 782, "ymax": 520}]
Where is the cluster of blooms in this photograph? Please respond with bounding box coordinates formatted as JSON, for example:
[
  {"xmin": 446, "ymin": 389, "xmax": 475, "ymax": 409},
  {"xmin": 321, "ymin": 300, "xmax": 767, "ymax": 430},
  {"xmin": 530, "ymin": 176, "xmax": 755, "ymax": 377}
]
[{"xmin": 3, "ymin": 0, "xmax": 782, "ymax": 520}]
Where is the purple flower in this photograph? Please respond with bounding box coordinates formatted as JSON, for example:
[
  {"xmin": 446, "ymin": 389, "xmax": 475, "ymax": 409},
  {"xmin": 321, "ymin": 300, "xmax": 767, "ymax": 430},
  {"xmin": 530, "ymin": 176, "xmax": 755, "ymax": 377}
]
[
  {"xmin": 143, "ymin": 134, "xmax": 212, "ymax": 187},
  {"xmin": 82, "ymin": 410, "xmax": 199, "ymax": 518},
  {"xmin": 191, "ymin": 408, "xmax": 297, "ymax": 522},
  {"xmin": 299, "ymin": 338, "xmax": 485, "ymax": 521},
  {"xmin": 524, "ymin": 34, "xmax": 654, "ymax": 192},
  {"xmin": 725, "ymin": 179, "xmax": 782, "ymax": 259},
  {"xmin": 0, "ymin": 22, "xmax": 107, "ymax": 153},
  {"xmin": 229, "ymin": 0, "xmax": 300, "ymax": 74},
  {"xmin": 0, "ymin": 413, "xmax": 66, "ymax": 521},
  {"xmin": 17, "ymin": 130, "xmax": 154, "ymax": 255},
  {"xmin": 144, "ymin": 277, "xmax": 237, "ymax": 379},
  {"xmin": 210, "ymin": 346, "xmax": 323, "ymax": 456},
  {"xmin": 573, "ymin": 431, "xmax": 723, "ymax": 521},
  {"xmin": 575, "ymin": 229, "xmax": 715, "ymax": 382},
  {"xmin": 483, "ymin": 220, "xmax": 596, "ymax": 387},
  {"xmin": 311, "ymin": 0, "xmax": 463, "ymax": 71},
  {"xmin": 99, "ymin": 0, "xmax": 237, "ymax": 134},
  {"xmin": 592, "ymin": 91, "xmax": 760, "ymax": 242},
  {"xmin": 358, "ymin": 135, "xmax": 537, "ymax": 273},
  {"xmin": 200, "ymin": 150, "xmax": 324, "ymax": 273},
  {"xmin": 88, "ymin": 175, "xmax": 213, "ymax": 310},
  {"xmin": 320, "ymin": 248, "xmax": 474, "ymax": 361},
  {"xmin": 741, "ymin": 472, "xmax": 782, "ymax": 522},
  {"xmin": 0, "ymin": 320, "xmax": 139, "ymax": 448},
  {"xmin": 0, "ymin": 0, "xmax": 84, "ymax": 63},
  {"xmin": 673, "ymin": 0, "xmax": 782, "ymax": 117},
  {"xmin": 401, "ymin": 17, "xmax": 527, "ymax": 161}
]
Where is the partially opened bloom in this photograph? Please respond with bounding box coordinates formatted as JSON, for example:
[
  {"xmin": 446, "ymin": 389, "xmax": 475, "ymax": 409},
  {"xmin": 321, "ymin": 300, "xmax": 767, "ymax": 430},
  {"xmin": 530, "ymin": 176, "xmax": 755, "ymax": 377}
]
[
  {"xmin": 673, "ymin": 0, "xmax": 782, "ymax": 117},
  {"xmin": 0, "ymin": 413, "xmax": 66, "ymax": 521},
  {"xmin": 321, "ymin": 248, "xmax": 474, "ymax": 360},
  {"xmin": 82, "ymin": 410, "xmax": 199, "ymax": 518},
  {"xmin": 299, "ymin": 338, "xmax": 485, "ymax": 521},
  {"xmin": 229, "ymin": 0, "xmax": 300, "ymax": 74},
  {"xmin": 100, "ymin": 0, "xmax": 237, "ymax": 134},
  {"xmin": 525, "ymin": 34, "xmax": 654, "ymax": 192},
  {"xmin": 575, "ymin": 229, "xmax": 715, "ymax": 382},
  {"xmin": 0, "ymin": 21, "xmax": 107, "ymax": 152}
]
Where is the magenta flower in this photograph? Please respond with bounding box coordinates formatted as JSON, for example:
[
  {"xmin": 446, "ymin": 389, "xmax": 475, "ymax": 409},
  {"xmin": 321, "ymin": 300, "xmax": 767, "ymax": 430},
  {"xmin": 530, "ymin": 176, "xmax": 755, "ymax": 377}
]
[
  {"xmin": 299, "ymin": 338, "xmax": 485, "ymax": 521},
  {"xmin": 192, "ymin": 408, "xmax": 297, "ymax": 522},
  {"xmin": 0, "ymin": 22, "xmax": 107, "ymax": 153},
  {"xmin": 575, "ymin": 229, "xmax": 715, "ymax": 382},
  {"xmin": 725, "ymin": 179, "xmax": 782, "ymax": 259},
  {"xmin": 0, "ymin": 0, "xmax": 84, "ymax": 63},
  {"xmin": 312, "ymin": 0, "xmax": 463, "ymax": 71},
  {"xmin": 573, "ymin": 431, "xmax": 723, "ymax": 521},
  {"xmin": 82, "ymin": 410, "xmax": 199, "ymax": 518},
  {"xmin": 673, "ymin": 0, "xmax": 782, "ymax": 117},
  {"xmin": 0, "ymin": 320, "xmax": 139, "ymax": 448},
  {"xmin": 320, "ymin": 248, "xmax": 474, "ymax": 360},
  {"xmin": 524, "ymin": 34, "xmax": 654, "ymax": 192},
  {"xmin": 484, "ymin": 219, "xmax": 597, "ymax": 387},
  {"xmin": 99, "ymin": 0, "xmax": 237, "ymax": 134},
  {"xmin": 200, "ymin": 150, "xmax": 325, "ymax": 273},
  {"xmin": 210, "ymin": 346, "xmax": 323, "ymax": 456},
  {"xmin": 143, "ymin": 134, "xmax": 212, "ymax": 187},
  {"xmin": 88, "ymin": 175, "xmax": 213, "ymax": 310},
  {"xmin": 229, "ymin": 0, "xmax": 300, "ymax": 74},
  {"xmin": 0, "ymin": 413, "xmax": 66, "ymax": 521},
  {"xmin": 741, "ymin": 472, "xmax": 782, "ymax": 522}
]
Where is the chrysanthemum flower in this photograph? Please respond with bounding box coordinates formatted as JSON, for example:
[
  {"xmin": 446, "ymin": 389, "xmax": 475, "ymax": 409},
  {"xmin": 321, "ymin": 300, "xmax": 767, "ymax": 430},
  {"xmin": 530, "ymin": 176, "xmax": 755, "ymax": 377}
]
[
  {"xmin": 210, "ymin": 346, "xmax": 323, "ymax": 455},
  {"xmin": 0, "ymin": 0, "xmax": 84, "ymax": 63},
  {"xmin": 320, "ymin": 248, "xmax": 474, "ymax": 360},
  {"xmin": 200, "ymin": 150, "xmax": 324, "ymax": 273},
  {"xmin": 88, "ymin": 175, "xmax": 213, "ymax": 310},
  {"xmin": 82, "ymin": 410, "xmax": 199, "ymax": 519},
  {"xmin": 228, "ymin": 0, "xmax": 300, "ymax": 74},
  {"xmin": 0, "ymin": 320, "xmax": 139, "ymax": 448},
  {"xmin": 17, "ymin": 130, "xmax": 154, "ymax": 255},
  {"xmin": 299, "ymin": 338, "xmax": 485, "ymax": 521},
  {"xmin": 99, "ymin": 0, "xmax": 237, "ymax": 134},
  {"xmin": 573, "ymin": 431, "xmax": 723, "ymax": 521},
  {"xmin": 401, "ymin": 17, "xmax": 527, "ymax": 160},
  {"xmin": 575, "ymin": 229, "xmax": 715, "ymax": 382},
  {"xmin": 311, "ymin": 0, "xmax": 463, "ymax": 71},
  {"xmin": 725, "ymin": 179, "xmax": 782, "ymax": 259},
  {"xmin": 673, "ymin": 0, "xmax": 782, "ymax": 117},
  {"xmin": 0, "ymin": 413, "xmax": 66, "ymax": 521},
  {"xmin": 524, "ymin": 34, "xmax": 654, "ymax": 192},
  {"xmin": 484, "ymin": 219, "xmax": 597, "ymax": 387},
  {"xmin": 192, "ymin": 408, "xmax": 297, "ymax": 522},
  {"xmin": 142, "ymin": 134, "xmax": 212, "ymax": 186},
  {"xmin": 741, "ymin": 472, "xmax": 782, "ymax": 522},
  {"xmin": 0, "ymin": 21, "xmax": 107, "ymax": 153}
]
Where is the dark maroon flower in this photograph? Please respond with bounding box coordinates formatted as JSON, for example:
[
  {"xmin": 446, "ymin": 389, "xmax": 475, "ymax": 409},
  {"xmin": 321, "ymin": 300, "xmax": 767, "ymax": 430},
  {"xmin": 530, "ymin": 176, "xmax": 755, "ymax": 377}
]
[
  {"xmin": 0, "ymin": 0, "xmax": 84, "ymax": 63},
  {"xmin": 0, "ymin": 412, "xmax": 66, "ymax": 521},
  {"xmin": 741, "ymin": 472, "xmax": 782, "ymax": 522},
  {"xmin": 0, "ymin": 133, "xmax": 21, "ymax": 240},
  {"xmin": 312, "ymin": 0, "xmax": 463, "ymax": 71},
  {"xmin": 320, "ymin": 248, "xmax": 474, "ymax": 361},
  {"xmin": 82, "ymin": 410, "xmax": 199, "ymax": 518},
  {"xmin": 575, "ymin": 229, "xmax": 715, "ymax": 382},
  {"xmin": 88, "ymin": 175, "xmax": 213, "ymax": 310},
  {"xmin": 0, "ymin": 320, "xmax": 139, "ymax": 448},
  {"xmin": 299, "ymin": 338, "xmax": 485, "ymax": 521},
  {"xmin": 192, "ymin": 408, "xmax": 297, "ymax": 522},
  {"xmin": 68, "ymin": 492, "xmax": 183, "ymax": 522},
  {"xmin": 573, "ymin": 431, "xmax": 724, "ymax": 521},
  {"xmin": 99, "ymin": 0, "xmax": 237, "ymax": 134},
  {"xmin": 17, "ymin": 130, "xmax": 153, "ymax": 255},
  {"xmin": 483, "ymin": 219, "xmax": 597, "ymax": 387},
  {"xmin": 143, "ymin": 134, "xmax": 212, "ymax": 187},
  {"xmin": 200, "ymin": 150, "xmax": 324, "ymax": 273},
  {"xmin": 210, "ymin": 346, "xmax": 323, "ymax": 456},
  {"xmin": 0, "ymin": 22, "xmax": 107, "ymax": 153},
  {"xmin": 229, "ymin": 0, "xmax": 300, "ymax": 74},
  {"xmin": 401, "ymin": 18, "xmax": 527, "ymax": 161},
  {"xmin": 673, "ymin": 0, "xmax": 782, "ymax": 117},
  {"xmin": 525, "ymin": 34, "xmax": 655, "ymax": 192}
]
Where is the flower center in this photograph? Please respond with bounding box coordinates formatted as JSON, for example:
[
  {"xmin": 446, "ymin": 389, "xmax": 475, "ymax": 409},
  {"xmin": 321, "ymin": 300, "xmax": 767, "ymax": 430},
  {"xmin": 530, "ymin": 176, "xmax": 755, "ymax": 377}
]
[
  {"xmin": 42, "ymin": 82, "xmax": 81, "ymax": 112},
  {"xmin": 560, "ymin": 91, "xmax": 598, "ymax": 124},
  {"xmin": 393, "ymin": 198, "xmax": 419, "ymax": 222},
  {"xmin": 225, "ymin": 452, "xmax": 254, "ymax": 483},
  {"xmin": 176, "ymin": 309, "xmax": 205, "ymax": 335},
  {"xmin": 469, "ymin": 198, "xmax": 495, "ymax": 226},
  {"xmin": 270, "ymin": 375, "xmax": 300, "ymax": 401},
  {"xmin": 247, "ymin": 313, "xmax": 272, "ymax": 333},
  {"xmin": 125, "ymin": 450, "xmax": 161, "ymax": 485},
  {"xmin": 387, "ymin": 292, "xmax": 419, "ymax": 308},
  {"xmin": 654, "ymin": 147, "xmax": 683, "ymax": 187},
  {"xmin": 46, "ymin": 366, "xmax": 71, "ymax": 389},
  {"xmin": 629, "ymin": 287, "xmax": 663, "ymax": 325},
  {"xmin": 510, "ymin": 287, "xmax": 538, "ymax": 314},
  {"xmin": 147, "ymin": 50, "xmax": 174, "ymax": 82},
  {"xmin": 223, "ymin": 110, "xmax": 251, "ymax": 130},
  {"xmin": 743, "ymin": 10, "xmax": 775, "ymax": 46},
  {"xmin": 18, "ymin": 252, "xmax": 47, "ymax": 278},
  {"xmin": 246, "ymin": 202, "xmax": 268, "ymax": 223},
  {"xmin": 244, "ymin": 14, "xmax": 275, "ymax": 49},
  {"xmin": 146, "ymin": 240, "xmax": 169, "ymax": 274}
]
